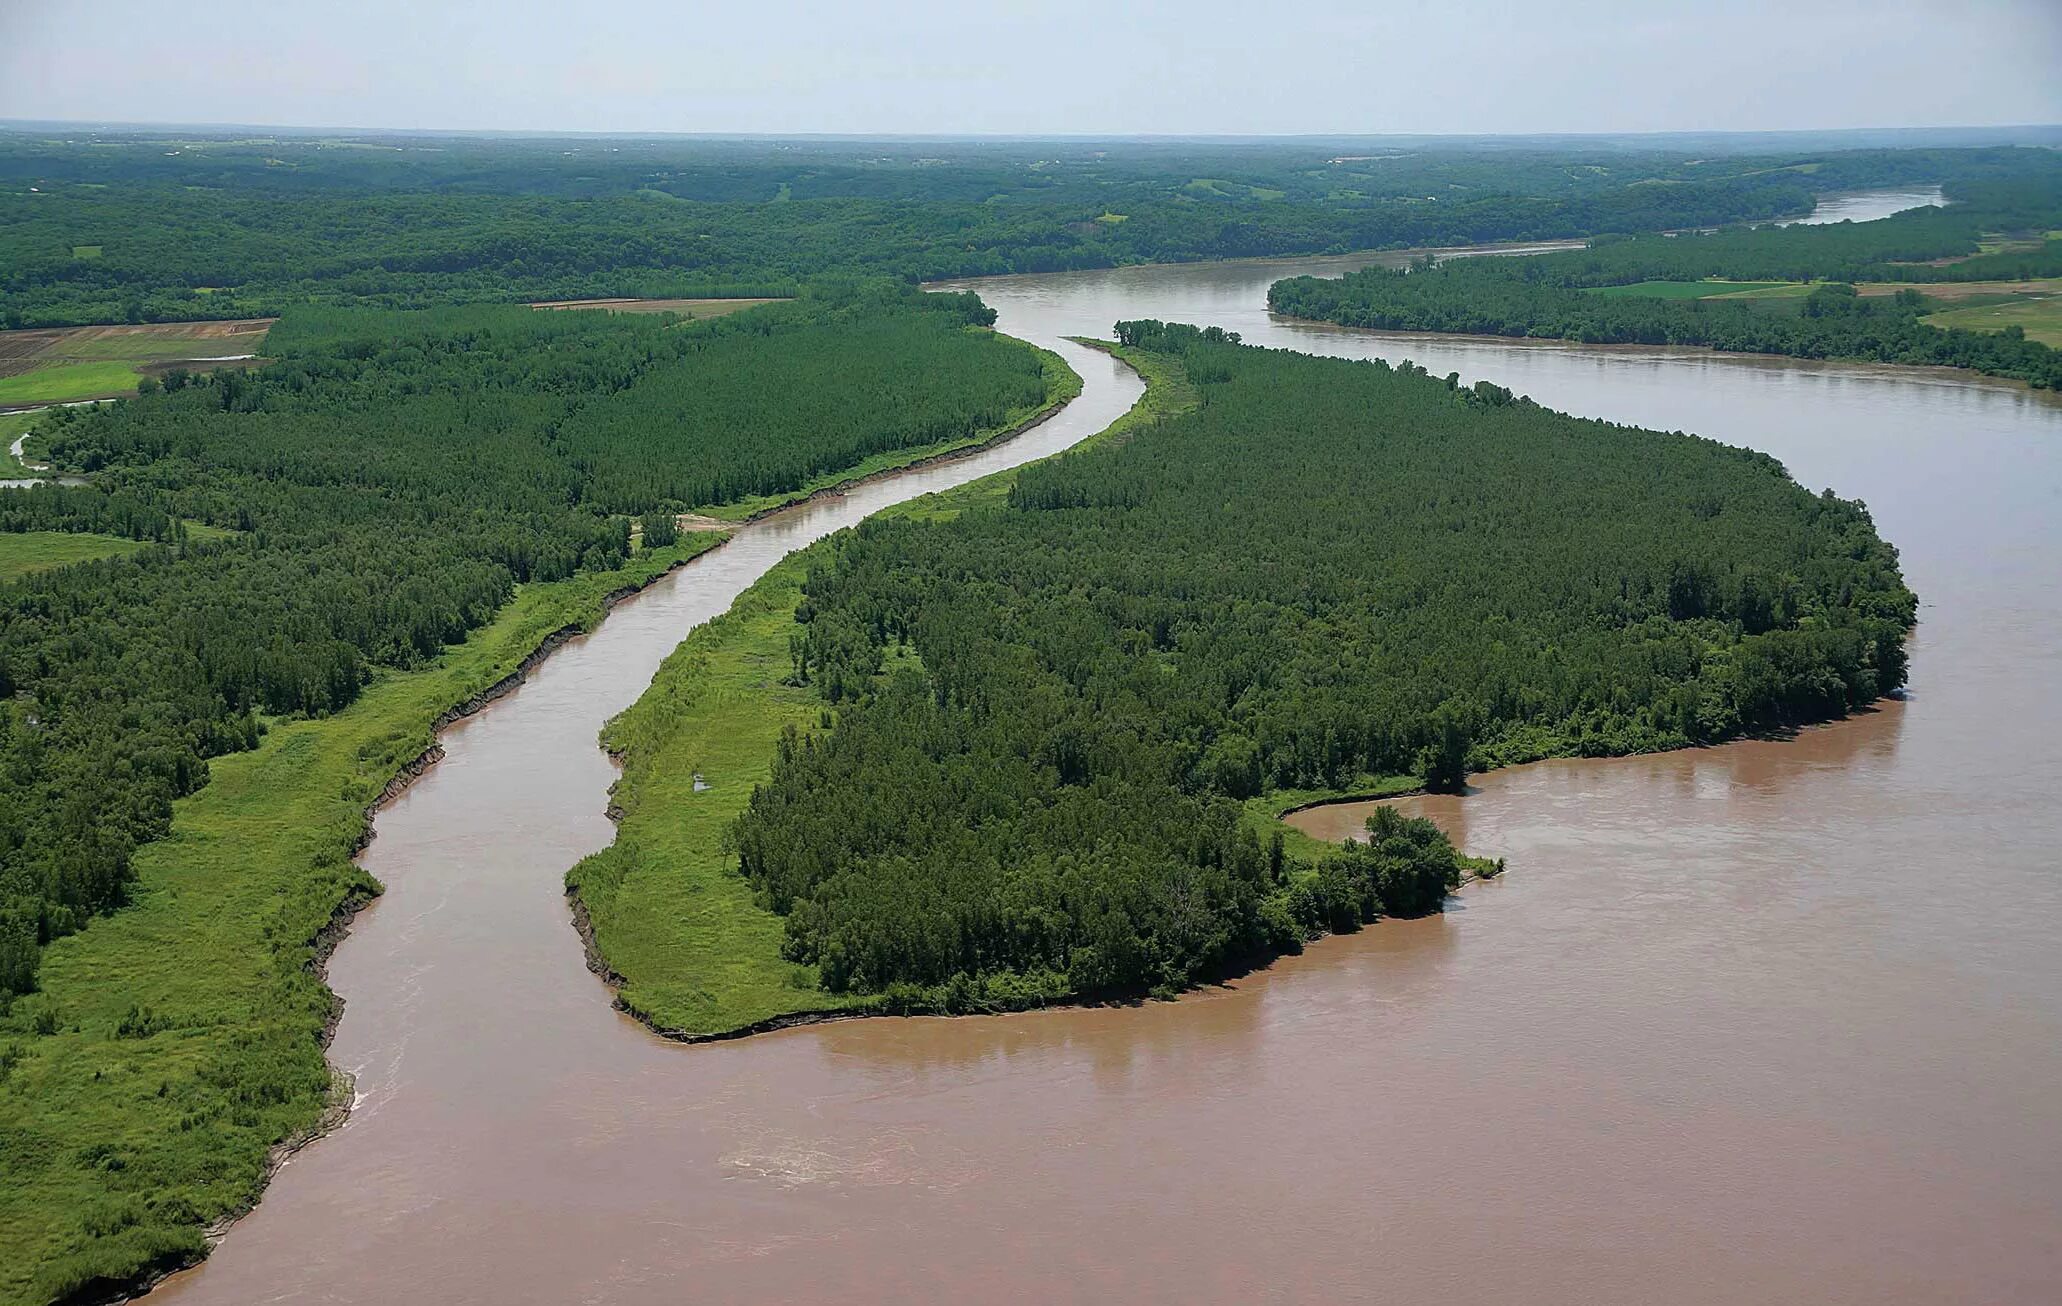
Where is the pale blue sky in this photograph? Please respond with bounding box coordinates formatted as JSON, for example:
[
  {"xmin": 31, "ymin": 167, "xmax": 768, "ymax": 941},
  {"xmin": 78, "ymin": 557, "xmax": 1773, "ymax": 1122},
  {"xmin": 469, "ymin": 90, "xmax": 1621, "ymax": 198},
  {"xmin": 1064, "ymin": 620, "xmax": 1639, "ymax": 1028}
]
[{"xmin": 2, "ymin": 0, "xmax": 2057, "ymax": 136}]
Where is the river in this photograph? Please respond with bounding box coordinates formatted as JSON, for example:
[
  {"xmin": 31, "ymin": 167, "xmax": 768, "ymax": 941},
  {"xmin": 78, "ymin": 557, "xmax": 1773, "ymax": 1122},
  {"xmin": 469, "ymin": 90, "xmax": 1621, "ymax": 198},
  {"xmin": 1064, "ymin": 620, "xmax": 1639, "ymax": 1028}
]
[
  {"xmin": 1780, "ymin": 184, "xmax": 1946, "ymax": 224},
  {"xmin": 152, "ymin": 189, "xmax": 2061, "ymax": 1304}
]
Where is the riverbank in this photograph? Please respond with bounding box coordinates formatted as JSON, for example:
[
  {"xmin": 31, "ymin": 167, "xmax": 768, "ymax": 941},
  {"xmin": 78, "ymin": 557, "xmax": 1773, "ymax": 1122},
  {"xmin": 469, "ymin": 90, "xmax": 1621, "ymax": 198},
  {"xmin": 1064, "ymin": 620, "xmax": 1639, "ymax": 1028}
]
[
  {"xmin": 0, "ymin": 317, "xmax": 1089, "ymax": 1304},
  {"xmin": 921, "ymin": 183, "xmax": 1946, "ymax": 298},
  {"xmin": 580, "ymin": 318, "xmax": 1919, "ymax": 1042},
  {"xmin": 689, "ymin": 342, "xmax": 1080, "ymax": 522},
  {"xmin": 116, "ymin": 238, "xmax": 2062, "ymax": 1306},
  {"xmin": 1264, "ymin": 193, "xmax": 2062, "ymax": 391},
  {"xmin": 922, "ymin": 237, "xmax": 1591, "ymax": 292},
  {"xmin": 1265, "ymin": 314, "xmax": 2062, "ymax": 400},
  {"xmin": 570, "ymin": 343, "xmax": 1193, "ymax": 1039},
  {"xmin": 0, "ymin": 531, "xmax": 736, "ymax": 1306}
]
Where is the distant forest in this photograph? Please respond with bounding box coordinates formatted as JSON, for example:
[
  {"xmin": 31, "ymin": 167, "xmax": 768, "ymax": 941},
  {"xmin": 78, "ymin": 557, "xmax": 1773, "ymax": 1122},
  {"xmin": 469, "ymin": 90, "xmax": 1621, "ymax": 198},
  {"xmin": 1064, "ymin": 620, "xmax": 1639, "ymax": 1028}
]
[
  {"xmin": 0, "ymin": 286, "xmax": 1050, "ymax": 995},
  {"xmin": 2, "ymin": 133, "xmax": 2037, "ymax": 325},
  {"xmin": 732, "ymin": 324, "xmax": 1915, "ymax": 1005},
  {"xmin": 1271, "ymin": 167, "xmax": 2062, "ymax": 388}
]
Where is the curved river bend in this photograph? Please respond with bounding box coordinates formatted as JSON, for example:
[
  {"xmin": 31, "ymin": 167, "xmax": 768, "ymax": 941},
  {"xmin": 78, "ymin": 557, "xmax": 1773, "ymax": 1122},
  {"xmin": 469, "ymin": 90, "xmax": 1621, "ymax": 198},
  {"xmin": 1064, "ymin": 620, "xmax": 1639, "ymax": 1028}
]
[{"xmin": 158, "ymin": 196, "xmax": 2059, "ymax": 1303}]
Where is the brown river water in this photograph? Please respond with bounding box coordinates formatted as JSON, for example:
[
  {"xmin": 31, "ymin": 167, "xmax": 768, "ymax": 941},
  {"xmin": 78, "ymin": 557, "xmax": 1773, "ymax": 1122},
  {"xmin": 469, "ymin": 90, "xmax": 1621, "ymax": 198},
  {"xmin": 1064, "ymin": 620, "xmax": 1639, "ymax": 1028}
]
[{"xmin": 154, "ymin": 192, "xmax": 2061, "ymax": 1304}]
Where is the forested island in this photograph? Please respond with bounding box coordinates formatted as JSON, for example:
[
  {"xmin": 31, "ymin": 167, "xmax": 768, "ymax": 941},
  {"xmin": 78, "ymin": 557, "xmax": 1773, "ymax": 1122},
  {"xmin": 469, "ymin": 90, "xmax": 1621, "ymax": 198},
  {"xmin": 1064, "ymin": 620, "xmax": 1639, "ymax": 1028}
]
[
  {"xmin": 1270, "ymin": 170, "xmax": 2062, "ymax": 388},
  {"xmin": 0, "ymin": 287, "xmax": 1073, "ymax": 1302},
  {"xmin": 577, "ymin": 322, "xmax": 1914, "ymax": 1034}
]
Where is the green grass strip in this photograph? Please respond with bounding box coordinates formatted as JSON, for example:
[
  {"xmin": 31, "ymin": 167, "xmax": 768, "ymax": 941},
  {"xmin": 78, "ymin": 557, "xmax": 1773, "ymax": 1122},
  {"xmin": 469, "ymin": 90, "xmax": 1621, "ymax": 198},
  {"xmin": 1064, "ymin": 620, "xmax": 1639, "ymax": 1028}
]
[{"xmin": 0, "ymin": 532, "xmax": 726, "ymax": 1306}]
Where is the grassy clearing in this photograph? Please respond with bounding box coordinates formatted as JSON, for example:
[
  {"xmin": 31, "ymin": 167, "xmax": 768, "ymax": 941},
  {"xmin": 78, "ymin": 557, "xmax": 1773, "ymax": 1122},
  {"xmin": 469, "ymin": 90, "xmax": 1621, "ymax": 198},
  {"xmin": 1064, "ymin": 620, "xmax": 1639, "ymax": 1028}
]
[
  {"xmin": 0, "ymin": 362, "xmax": 140, "ymax": 405},
  {"xmin": 1590, "ymin": 279, "xmax": 1796, "ymax": 299},
  {"xmin": 572, "ymin": 343, "xmax": 1200, "ymax": 1039},
  {"xmin": 0, "ymin": 532, "xmax": 150, "ymax": 580},
  {"xmin": 692, "ymin": 344, "xmax": 1082, "ymax": 522},
  {"xmin": 70, "ymin": 246, "xmax": 102, "ymax": 260},
  {"xmin": 1922, "ymin": 295, "xmax": 2062, "ymax": 348},
  {"xmin": 0, "ymin": 531, "xmax": 727, "ymax": 1306},
  {"xmin": 1242, "ymin": 775, "xmax": 1424, "ymax": 860},
  {"xmin": 1, "ymin": 412, "xmax": 44, "ymax": 475},
  {"xmin": 1975, "ymin": 234, "xmax": 2047, "ymax": 256}
]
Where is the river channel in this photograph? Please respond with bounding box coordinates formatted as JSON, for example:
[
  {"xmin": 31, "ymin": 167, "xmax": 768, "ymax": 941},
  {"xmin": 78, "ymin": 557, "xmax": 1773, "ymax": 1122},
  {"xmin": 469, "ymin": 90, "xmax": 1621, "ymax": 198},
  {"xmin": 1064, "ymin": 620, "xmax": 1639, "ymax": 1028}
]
[{"xmin": 153, "ymin": 188, "xmax": 2059, "ymax": 1304}]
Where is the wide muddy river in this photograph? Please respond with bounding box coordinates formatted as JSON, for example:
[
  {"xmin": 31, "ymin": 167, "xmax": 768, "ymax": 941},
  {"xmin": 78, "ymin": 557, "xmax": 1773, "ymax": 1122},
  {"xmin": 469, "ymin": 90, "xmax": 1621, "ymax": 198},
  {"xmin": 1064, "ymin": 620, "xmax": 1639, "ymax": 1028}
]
[{"xmin": 155, "ymin": 192, "xmax": 2060, "ymax": 1304}]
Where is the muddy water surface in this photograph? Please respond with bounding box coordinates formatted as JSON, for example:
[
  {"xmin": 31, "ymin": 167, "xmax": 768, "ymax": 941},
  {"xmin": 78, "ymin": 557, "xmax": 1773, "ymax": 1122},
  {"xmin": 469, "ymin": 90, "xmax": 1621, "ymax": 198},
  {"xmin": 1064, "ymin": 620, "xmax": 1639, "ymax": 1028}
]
[{"xmin": 156, "ymin": 203, "xmax": 2061, "ymax": 1304}]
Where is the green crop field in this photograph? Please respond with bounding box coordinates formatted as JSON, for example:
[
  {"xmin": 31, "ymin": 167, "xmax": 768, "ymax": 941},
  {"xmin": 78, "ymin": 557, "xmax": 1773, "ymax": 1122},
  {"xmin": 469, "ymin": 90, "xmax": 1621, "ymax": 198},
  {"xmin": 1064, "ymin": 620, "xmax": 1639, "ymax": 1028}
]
[
  {"xmin": 0, "ymin": 362, "xmax": 141, "ymax": 406},
  {"xmin": 1923, "ymin": 295, "xmax": 2062, "ymax": 348}
]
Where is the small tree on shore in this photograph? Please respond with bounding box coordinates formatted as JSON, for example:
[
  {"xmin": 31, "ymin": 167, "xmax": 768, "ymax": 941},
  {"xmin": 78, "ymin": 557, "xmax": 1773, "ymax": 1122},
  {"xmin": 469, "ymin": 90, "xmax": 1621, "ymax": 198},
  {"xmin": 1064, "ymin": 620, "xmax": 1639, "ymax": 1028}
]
[{"xmin": 640, "ymin": 511, "xmax": 679, "ymax": 550}]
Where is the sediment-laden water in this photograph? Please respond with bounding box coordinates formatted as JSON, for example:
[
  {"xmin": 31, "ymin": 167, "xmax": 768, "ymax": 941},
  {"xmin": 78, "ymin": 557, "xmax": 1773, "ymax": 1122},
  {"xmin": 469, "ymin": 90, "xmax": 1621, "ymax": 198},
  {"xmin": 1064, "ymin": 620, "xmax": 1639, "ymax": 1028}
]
[{"xmin": 155, "ymin": 190, "xmax": 2061, "ymax": 1304}]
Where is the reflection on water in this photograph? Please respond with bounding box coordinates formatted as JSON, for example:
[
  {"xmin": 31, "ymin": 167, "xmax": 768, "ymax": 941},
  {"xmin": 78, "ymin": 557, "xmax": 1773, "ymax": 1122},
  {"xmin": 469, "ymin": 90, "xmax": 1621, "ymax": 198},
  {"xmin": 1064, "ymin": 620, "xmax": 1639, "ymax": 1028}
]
[
  {"xmin": 1779, "ymin": 185, "xmax": 1947, "ymax": 225},
  {"xmin": 1292, "ymin": 697, "xmax": 1910, "ymax": 849},
  {"xmin": 156, "ymin": 219, "xmax": 2062, "ymax": 1305}
]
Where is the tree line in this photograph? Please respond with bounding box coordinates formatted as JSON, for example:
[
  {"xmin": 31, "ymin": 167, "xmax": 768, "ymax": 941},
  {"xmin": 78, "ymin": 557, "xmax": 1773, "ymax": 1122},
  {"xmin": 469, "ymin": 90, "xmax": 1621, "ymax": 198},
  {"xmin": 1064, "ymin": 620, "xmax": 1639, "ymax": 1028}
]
[
  {"xmin": 1269, "ymin": 170, "xmax": 2062, "ymax": 388},
  {"xmin": 4, "ymin": 131, "xmax": 1954, "ymax": 327},
  {"xmin": 0, "ymin": 285, "xmax": 1050, "ymax": 995},
  {"xmin": 728, "ymin": 324, "xmax": 1915, "ymax": 1007}
]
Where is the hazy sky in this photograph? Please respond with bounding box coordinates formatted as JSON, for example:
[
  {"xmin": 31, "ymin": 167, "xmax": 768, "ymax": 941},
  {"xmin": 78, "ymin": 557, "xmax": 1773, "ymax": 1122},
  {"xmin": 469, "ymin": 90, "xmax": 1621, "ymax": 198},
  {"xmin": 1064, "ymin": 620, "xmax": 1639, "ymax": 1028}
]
[{"xmin": 3, "ymin": 0, "xmax": 2058, "ymax": 137}]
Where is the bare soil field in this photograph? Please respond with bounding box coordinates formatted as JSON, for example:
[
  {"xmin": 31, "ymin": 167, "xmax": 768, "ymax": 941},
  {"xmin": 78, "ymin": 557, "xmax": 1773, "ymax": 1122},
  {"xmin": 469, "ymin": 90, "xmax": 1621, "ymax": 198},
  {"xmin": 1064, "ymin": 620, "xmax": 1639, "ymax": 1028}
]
[
  {"xmin": 0, "ymin": 318, "xmax": 274, "ymax": 378},
  {"xmin": 529, "ymin": 297, "xmax": 783, "ymax": 319}
]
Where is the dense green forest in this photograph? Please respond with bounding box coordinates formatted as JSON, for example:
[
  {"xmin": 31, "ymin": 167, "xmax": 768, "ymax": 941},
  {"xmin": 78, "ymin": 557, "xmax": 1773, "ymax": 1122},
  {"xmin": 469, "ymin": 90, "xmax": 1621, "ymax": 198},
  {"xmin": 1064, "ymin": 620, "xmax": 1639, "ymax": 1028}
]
[
  {"xmin": 711, "ymin": 323, "xmax": 1914, "ymax": 1006},
  {"xmin": 7, "ymin": 131, "xmax": 2046, "ymax": 326},
  {"xmin": 1270, "ymin": 170, "xmax": 2062, "ymax": 388},
  {"xmin": 0, "ymin": 286, "xmax": 1053, "ymax": 996}
]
